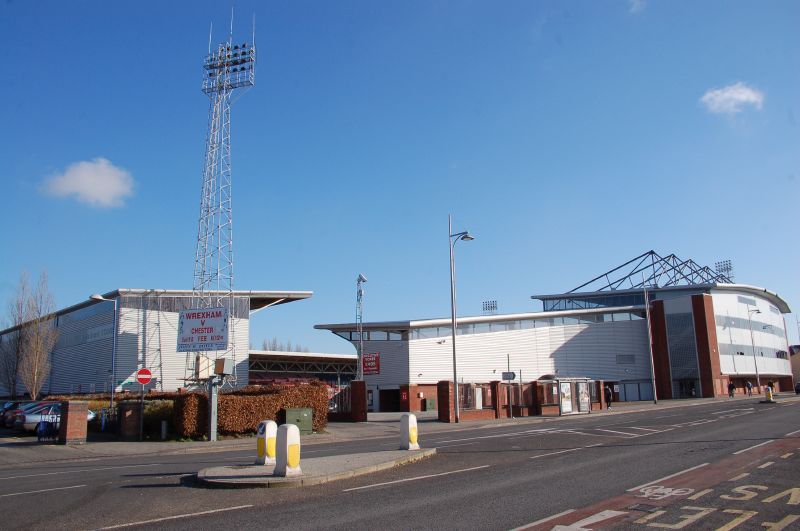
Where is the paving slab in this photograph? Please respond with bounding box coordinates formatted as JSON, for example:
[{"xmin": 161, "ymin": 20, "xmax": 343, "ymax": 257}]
[{"xmin": 196, "ymin": 448, "xmax": 437, "ymax": 488}]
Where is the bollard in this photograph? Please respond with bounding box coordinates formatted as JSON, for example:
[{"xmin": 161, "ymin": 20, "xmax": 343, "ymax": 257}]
[
  {"xmin": 255, "ymin": 420, "xmax": 278, "ymax": 465},
  {"xmin": 400, "ymin": 413, "xmax": 420, "ymax": 450},
  {"xmin": 765, "ymin": 386, "xmax": 775, "ymax": 403},
  {"xmin": 161, "ymin": 420, "xmax": 168, "ymax": 441},
  {"xmin": 274, "ymin": 424, "xmax": 302, "ymax": 477}
]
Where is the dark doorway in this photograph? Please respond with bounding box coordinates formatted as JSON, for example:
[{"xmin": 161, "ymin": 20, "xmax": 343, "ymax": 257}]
[{"xmin": 379, "ymin": 389, "xmax": 401, "ymax": 412}]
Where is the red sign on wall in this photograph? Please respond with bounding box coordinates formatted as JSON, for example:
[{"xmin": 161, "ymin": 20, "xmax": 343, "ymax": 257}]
[{"xmin": 363, "ymin": 353, "xmax": 380, "ymax": 375}]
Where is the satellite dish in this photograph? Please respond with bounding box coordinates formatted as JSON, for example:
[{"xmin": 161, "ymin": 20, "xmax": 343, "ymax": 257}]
[{"xmin": 357, "ymin": 273, "xmax": 368, "ymax": 283}]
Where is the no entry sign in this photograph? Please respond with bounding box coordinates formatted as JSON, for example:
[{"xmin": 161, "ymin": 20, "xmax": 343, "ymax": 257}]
[{"xmin": 136, "ymin": 368, "xmax": 152, "ymax": 385}]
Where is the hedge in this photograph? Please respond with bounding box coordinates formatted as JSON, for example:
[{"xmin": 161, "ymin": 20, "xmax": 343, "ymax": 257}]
[
  {"xmin": 173, "ymin": 382, "xmax": 329, "ymax": 438},
  {"xmin": 49, "ymin": 381, "xmax": 330, "ymax": 439}
]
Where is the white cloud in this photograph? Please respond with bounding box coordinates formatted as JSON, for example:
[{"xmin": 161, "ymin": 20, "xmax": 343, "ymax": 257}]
[
  {"xmin": 42, "ymin": 158, "xmax": 134, "ymax": 208},
  {"xmin": 700, "ymin": 82, "xmax": 764, "ymax": 114},
  {"xmin": 629, "ymin": 0, "xmax": 646, "ymax": 13}
]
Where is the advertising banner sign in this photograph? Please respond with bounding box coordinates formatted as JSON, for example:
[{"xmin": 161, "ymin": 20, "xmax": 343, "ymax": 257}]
[
  {"xmin": 177, "ymin": 307, "xmax": 229, "ymax": 352},
  {"xmin": 560, "ymin": 382, "xmax": 573, "ymax": 414},
  {"xmin": 363, "ymin": 352, "xmax": 380, "ymax": 375}
]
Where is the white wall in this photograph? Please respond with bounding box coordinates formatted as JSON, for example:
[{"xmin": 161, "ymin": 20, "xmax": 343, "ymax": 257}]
[
  {"xmin": 354, "ymin": 319, "xmax": 651, "ymax": 386},
  {"xmin": 711, "ymin": 291, "xmax": 791, "ymax": 377}
]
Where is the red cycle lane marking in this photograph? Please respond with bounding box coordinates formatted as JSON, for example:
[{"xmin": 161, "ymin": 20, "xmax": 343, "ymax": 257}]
[{"xmin": 523, "ymin": 437, "xmax": 798, "ymax": 530}]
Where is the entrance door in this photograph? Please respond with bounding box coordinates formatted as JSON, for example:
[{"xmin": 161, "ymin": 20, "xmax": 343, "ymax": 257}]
[{"xmin": 379, "ymin": 389, "xmax": 401, "ymax": 412}]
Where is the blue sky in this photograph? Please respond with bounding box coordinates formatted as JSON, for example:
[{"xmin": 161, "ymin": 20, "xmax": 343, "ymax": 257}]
[{"xmin": 1, "ymin": 0, "xmax": 798, "ymax": 352}]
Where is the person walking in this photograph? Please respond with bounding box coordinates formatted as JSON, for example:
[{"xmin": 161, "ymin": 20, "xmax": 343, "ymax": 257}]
[
  {"xmin": 604, "ymin": 385, "xmax": 613, "ymax": 410},
  {"xmin": 728, "ymin": 381, "xmax": 735, "ymax": 398},
  {"xmin": 745, "ymin": 381, "xmax": 753, "ymax": 396}
]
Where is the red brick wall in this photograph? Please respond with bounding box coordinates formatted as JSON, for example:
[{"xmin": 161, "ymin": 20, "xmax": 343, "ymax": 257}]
[
  {"xmin": 350, "ymin": 381, "xmax": 368, "ymax": 422},
  {"xmin": 401, "ymin": 384, "xmax": 439, "ymax": 412},
  {"xmin": 58, "ymin": 401, "xmax": 88, "ymax": 445},
  {"xmin": 650, "ymin": 300, "xmax": 673, "ymax": 399},
  {"xmin": 437, "ymin": 381, "xmax": 454, "ymax": 422},
  {"xmin": 692, "ymin": 294, "xmax": 724, "ymax": 398}
]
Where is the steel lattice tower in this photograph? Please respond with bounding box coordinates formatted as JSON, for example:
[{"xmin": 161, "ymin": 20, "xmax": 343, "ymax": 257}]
[{"xmin": 186, "ymin": 29, "xmax": 255, "ymax": 385}]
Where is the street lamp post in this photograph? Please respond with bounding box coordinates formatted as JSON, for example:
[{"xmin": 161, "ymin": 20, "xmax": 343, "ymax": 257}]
[
  {"xmin": 448, "ymin": 214, "xmax": 474, "ymax": 423},
  {"xmin": 747, "ymin": 308, "xmax": 762, "ymax": 391},
  {"xmin": 90, "ymin": 294, "xmax": 118, "ymax": 410}
]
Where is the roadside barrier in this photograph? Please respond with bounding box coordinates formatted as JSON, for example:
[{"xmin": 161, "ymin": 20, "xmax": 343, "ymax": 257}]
[
  {"xmin": 255, "ymin": 420, "xmax": 278, "ymax": 465},
  {"xmin": 400, "ymin": 413, "xmax": 420, "ymax": 450},
  {"xmin": 275, "ymin": 423, "xmax": 302, "ymax": 477}
]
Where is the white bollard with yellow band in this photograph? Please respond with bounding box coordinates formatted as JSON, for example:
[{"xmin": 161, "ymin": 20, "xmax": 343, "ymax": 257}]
[
  {"xmin": 400, "ymin": 413, "xmax": 420, "ymax": 450},
  {"xmin": 255, "ymin": 420, "xmax": 278, "ymax": 465},
  {"xmin": 275, "ymin": 424, "xmax": 302, "ymax": 477}
]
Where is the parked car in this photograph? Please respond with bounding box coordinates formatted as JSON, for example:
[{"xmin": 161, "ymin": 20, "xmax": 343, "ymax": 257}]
[
  {"xmin": 3, "ymin": 401, "xmax": 46, "ymax": 428},
  {"xmin": 15, "ymin": 403, "xmax": 96, "ymax": 432}
]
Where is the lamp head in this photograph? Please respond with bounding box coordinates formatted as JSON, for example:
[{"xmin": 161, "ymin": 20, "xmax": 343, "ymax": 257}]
[
  {"xmin": 460, "ymin": 232, "xmax": 475, "ymax": 242},
  {"xmin": 357, "ymin": 273, "xmax": 368, "ymax": 283},
  {"xmin": 90, "ymin": 294, "xmax": 106, "ymax": 302}
]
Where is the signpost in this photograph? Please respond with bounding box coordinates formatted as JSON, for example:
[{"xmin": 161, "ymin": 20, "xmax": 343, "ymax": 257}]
[
  {"xmin": 136, "ymin": 368, "xmax": 151, "ymax": 441},
  {"xmin": 176, "ymin": 307, "xmax": 229, "ymax": 352}
]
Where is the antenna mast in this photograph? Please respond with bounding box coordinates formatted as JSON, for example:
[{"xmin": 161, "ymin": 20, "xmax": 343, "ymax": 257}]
[{"xmin": 185, "ymin": 19, "xmax": 256, "ymax": 386}]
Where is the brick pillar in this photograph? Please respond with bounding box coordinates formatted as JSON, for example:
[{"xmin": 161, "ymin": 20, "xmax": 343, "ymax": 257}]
[
  {"xmin": 437, "ymin": 381, "xmax": 454, "ymax": 422},
  {"xmin": 692, "ymin": 294, "xmax": 723, "ymax": 398},
  {"xmin": 598, "ymin": 380, "xmax": 606, "ymax": 410},
  {"xmin": 350, "ymin": 380, "xmax": 368, "ymax": 422},
  {"xmin": 399, "ymin": 385, "xmax": 410, "ymax": 412},
  {"xmin": 490, "ymin": 381, "xmax": 501, "ymax": 419},
  {"xmin": 58, "ymin": 401, "xmax": 88, "ymax": 445},
  {"xmin": 650, "ymin": 300, "xmax": 673, "ymax": 399},
  {"xmin": 118, "ymin": 401, "xmax": 141, "ymax": 441}
]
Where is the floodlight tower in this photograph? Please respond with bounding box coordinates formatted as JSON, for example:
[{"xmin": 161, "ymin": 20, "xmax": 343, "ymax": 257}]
[
  {"xmin": 186, "ymin": 23, "xmax": 256, "ymax": 385},
  {"xmin": 356, "ymin": 274, "xmax": 367, "ymax": 381}
]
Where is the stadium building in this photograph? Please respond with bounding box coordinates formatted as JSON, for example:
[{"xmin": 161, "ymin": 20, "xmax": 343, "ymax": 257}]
[
  {"xmin": 0, "ymin": 288, "xmax": 311, "ymax": 397},
  {"xmin": 316, "ymin": 252, "xmax": 793, "ymax": 412}
]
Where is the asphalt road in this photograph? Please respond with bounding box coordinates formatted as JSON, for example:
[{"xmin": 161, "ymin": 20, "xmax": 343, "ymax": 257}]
[{"xmin": 1, "ymin": 396, "xmax": 799, "ymax": 530}]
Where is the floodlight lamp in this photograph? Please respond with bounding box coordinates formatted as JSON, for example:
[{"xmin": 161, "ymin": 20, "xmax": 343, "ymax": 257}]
[{"xmin": 358, "ymin": 273, "xmax": 368, "ymax": 283}]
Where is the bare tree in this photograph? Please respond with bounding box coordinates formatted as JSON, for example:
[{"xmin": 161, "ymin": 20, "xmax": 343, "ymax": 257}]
[
  {"xmin": 0, "ymin": 272, "xmax": 30, "ymax": 398},
  {"xmin": 20, "ymin": 272, "xmax": 58, "ymax": 400}
]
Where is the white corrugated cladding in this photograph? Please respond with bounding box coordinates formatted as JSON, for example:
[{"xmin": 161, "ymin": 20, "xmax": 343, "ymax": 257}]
[
  {"xmin": 711, "ymin": 290, "xmax": 791, "ymax": 377},
  {"xmin": 360, "ymin": 341, "xmax": 410, "ymax": 387},
  {"xmin": 405, "ymin": 320, "xmax": 650, "ymax": 385},
  {"xmin": 233, "ymin": 316, "xmax": 249, "ymax": 386},
  {"xmin": 47, "ymin": 303, "xmax": 115, "ymax": 395},
  {"xmin": 116, "ymin": 295, "xmax": 251, "ymax": 392}
]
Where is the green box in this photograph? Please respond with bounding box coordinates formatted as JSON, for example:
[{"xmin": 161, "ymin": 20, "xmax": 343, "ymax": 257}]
[
  {"xmin": 283, "ymin": 407, "xmax": 313, "ymax": 435},
  {"xmin": 425, "ymin": 398, "xmax": 437, "ymax": 411}
]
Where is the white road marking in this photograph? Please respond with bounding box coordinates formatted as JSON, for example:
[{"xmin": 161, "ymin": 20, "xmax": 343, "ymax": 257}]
[
  {"xmin": 436, "ymin": 442, "xmax": 477, "ymax": 448},
  {"xmin": 733, "ymin": 440, "xmax": 774, "ymax": 455},
  {"xmin": 729, "ymin": 472, "xmax": 750, "ymax": 481},
  {"xmin": 0, "ymin": 484, "xmax": 86, "ymax": 498},
  {"xmin": 758, "ymin": 461, "xmax": 774, "ymax": 469},
  {"xmin": 688, "ymin": 488, "xmax": 713, "ymax": 500},
  {"xmin": 530, "ymin": 444, "xmax": 602, "ymax": 460},
  {"xmin": 785, "ymin": 429, "xmax": 800, "ymax": 437},
  {"xmin": 342, "ymin": 465, "xmax": 490, "ymax": 492},
  {"xmin": 595, "ymin": 428, "xmax": 640, "ymax": 437},
  {"xmin": 712, "ymin": 408, "xmax": 754, "ymax": 415},
  {"xmin": 509, "ymin": 509, "xmax": 576, "ymax": 530},
  {"xmin": 0, "ymin": 463, "xmax": 161, "ymax": 481},
  {"xmin": 626, "ymin": 463, "xmax": 709, "ymax": 492},
  {"xmin": 435, "ymin": 428, "xmax": 554, "ymax": 445},
  {"xmin": 92, "ymin": 504, "xmax": 254, "ymax": 530},
  {"xmin": 780, "ymin": 453, "xmax": 793, "ymax": 459},
  {"xmin": 626, "ymin": 427, "xmax": 661, "ymax": 432},
  {"xmin": 554, "ymin": 509, "xmax": 628, "ymax": 529}
]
